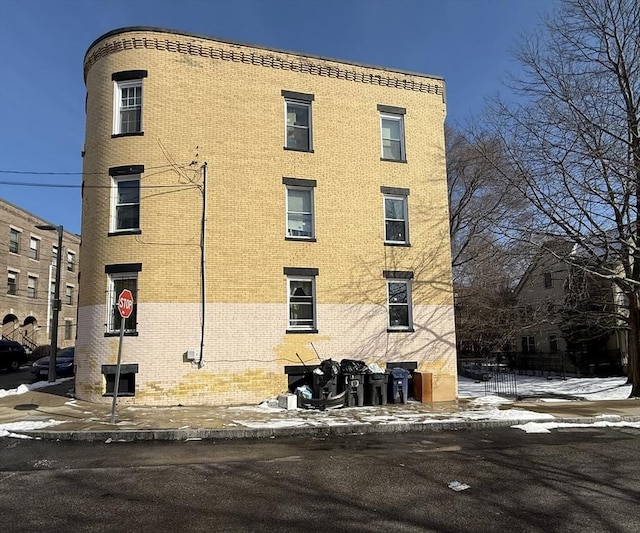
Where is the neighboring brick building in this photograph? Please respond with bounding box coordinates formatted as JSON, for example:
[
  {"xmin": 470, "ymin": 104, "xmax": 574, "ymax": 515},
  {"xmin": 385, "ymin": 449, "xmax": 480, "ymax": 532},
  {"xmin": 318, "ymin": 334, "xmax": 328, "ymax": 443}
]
[
  {"xmin": 1, "ymin": 198, "xmax": 80, "ymax": 351},
  {"xmin": 77, "ymin": 27, "xmax": 456, "ymax": 406}
]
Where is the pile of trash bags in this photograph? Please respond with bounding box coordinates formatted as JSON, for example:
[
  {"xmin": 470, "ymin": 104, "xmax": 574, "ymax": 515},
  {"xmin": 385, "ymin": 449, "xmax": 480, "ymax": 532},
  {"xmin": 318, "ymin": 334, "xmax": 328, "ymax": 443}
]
[{"xmin": 294, "ymin": 358, "xmax": 387, "ymax": 409}]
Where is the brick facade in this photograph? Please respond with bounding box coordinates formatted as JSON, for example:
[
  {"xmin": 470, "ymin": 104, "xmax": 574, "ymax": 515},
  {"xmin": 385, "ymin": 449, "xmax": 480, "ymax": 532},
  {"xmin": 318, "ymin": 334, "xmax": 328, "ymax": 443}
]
[
  {"xmin": 1, "ymin": 198, "xmax": 80, "ymax": 351},
  {"xmin": 77, "ymin": 27, "xmax": 457, "ymax": 406}
]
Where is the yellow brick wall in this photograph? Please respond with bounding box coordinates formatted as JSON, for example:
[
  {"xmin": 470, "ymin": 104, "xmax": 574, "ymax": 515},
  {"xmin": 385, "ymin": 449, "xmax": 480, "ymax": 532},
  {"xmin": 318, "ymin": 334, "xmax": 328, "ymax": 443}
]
[{"xmin": 77, "ymin": 28, "xmax": 456, "ymax": 405}]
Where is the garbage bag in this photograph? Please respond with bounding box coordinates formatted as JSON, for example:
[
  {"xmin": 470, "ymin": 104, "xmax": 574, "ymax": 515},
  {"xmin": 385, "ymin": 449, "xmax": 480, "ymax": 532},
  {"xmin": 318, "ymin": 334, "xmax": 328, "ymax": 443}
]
[
  {"xmin": 295, "ymin": 385, "xmax": 312, "ymax": 400},
  {"xmin": 319, "ymin": 359, "xmax": 340, "ymax": 378},
  {"xmin": 340, "ymin": 359, "xmax": 368, "ymax": 374},
  {"xmin": 368, "ymin": 363, "xmax": 385, "ymax": 374}
]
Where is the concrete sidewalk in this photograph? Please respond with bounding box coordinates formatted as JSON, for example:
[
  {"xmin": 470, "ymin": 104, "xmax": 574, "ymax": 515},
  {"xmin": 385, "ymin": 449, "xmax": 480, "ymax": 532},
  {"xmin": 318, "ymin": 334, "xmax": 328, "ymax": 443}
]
[{"xmin": 1, "ymin": 380, "xmax": 639, "ymax": 442}]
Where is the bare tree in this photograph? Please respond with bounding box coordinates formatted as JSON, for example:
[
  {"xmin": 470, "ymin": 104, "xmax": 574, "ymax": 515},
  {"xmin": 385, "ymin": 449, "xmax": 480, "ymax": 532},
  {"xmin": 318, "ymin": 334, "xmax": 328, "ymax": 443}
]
[
  {"xmin": 446, "ymin": 125, "xmax": 531, "ymax": 356},
  {"xmin": 474, "ymin": 0, "xmax": 639, "ymax": 395}
]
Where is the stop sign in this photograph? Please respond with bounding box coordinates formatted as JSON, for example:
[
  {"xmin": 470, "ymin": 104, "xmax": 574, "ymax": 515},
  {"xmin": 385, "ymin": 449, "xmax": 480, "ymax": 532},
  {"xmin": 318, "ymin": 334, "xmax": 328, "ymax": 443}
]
[{"xmin": 117, "ymin": 289, "xmax": 134, "ymax": 319}]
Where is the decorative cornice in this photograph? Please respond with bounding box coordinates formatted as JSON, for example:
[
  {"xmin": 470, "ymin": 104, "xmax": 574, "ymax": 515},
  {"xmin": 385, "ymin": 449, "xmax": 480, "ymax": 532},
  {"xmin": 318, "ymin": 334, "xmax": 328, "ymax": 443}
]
[{"xmin": 84, "ymin": 35, "xmax": 444, "ymax": 96}]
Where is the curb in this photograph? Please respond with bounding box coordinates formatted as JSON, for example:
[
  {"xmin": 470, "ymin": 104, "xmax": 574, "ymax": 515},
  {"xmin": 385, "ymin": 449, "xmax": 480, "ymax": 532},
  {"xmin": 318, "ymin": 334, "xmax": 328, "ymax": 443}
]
[{"xmin": 19, "ymin": 414, "xmax": 640, "ymax": 442}]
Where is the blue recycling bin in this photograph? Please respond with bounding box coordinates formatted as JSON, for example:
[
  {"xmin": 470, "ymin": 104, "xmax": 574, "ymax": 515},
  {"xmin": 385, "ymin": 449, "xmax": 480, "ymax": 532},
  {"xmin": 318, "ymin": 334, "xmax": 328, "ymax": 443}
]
[
  {"xmin": 365, "ymin": 372, "xmax": 389, "ymax": 405},
  {"xmin": 388, "ymin": 367, "xmax": 409, "ymax": 403}
]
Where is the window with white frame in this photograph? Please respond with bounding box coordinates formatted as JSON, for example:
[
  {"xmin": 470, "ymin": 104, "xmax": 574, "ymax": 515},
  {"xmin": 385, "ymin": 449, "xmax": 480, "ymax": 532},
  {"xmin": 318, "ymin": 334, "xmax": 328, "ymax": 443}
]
[
  {"xmin": 9, "ymin": 228, "xmax": 20, "ymax": 254},
  {"xmin": 65, "ymin": 285, "xmax": 74, "ymax": 305},
  {"xmin": 7, "ymin": 270, "xmax": 18, "ymax": 295},
  {"xmin": 106, "ymin": 268, "xmax": 139, "ymax": 334},
  {"xmin": 111, "ymin": 70, "xmax": 147, "ymax": 136},
  {"xmin": 383, "ymin": 192, "xmax": 409, "ymax": 244},
  {"xmin": 27, "ymin": 275, "xmax": 38, "ymax": 299},
  {"xmin": 29, "ymin": 237, "xmax": 40, "ymax": 260},
  {"xmin": 52, "ymin": 246, "xmax": 58, "ymax": 266},
  {"xmin": 67, "ymin": 251, "xmax": 75, "ymax": 272},
  {"xmin": 378, "ymin": 105, "xmax": 406, "ymax": 161},
  {"xmin": 284, "ymin": 178, "xmax": 316, "ymax": 239},
  {"xmin": 284, "ymin": 267, "xmax": 318, "ymax": 332},
  {"xmin": 111, "ymin": 175, "xmax": 140, "ymax": 232},
  {"xmin": 384, "ymin": 271, "xmax": 413, "ymax": 331},
  {"xmin": 114, "ymin": 81, "xmax": 142, "ymax": 134},
  {"xmin": 282, "ymin": 90, "xmax": 313, "ymax": 151}
]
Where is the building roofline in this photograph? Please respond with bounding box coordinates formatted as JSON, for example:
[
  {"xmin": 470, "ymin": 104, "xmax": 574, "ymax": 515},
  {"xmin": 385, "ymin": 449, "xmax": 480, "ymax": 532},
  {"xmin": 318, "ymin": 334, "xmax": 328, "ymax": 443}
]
[
  {"xmin": 0, "ymin": 197, "xmax": 80, "ymax": 240},
  {"xmin": 85, "ymin": 26, "xmax": 445, "ymax": 82}
]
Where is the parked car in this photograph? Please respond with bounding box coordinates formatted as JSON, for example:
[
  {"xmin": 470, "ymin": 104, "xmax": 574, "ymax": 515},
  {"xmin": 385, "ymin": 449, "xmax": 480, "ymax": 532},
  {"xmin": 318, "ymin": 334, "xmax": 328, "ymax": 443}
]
[
  {"xmin": 31, "ymin": 346, "xmax": 75, "ymax": 379},
  {"xmin": 0, "ymin": 339, "xmax": 28, "ymax": 371}
]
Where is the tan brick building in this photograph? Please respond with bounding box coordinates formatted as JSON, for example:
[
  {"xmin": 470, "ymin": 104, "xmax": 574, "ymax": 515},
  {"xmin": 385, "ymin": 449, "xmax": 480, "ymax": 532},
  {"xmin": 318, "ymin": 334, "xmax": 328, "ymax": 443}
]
[
  {"xmin": 77, "ymin": 27, "xmax": 457, "ymax": 406},
  {"xmin": 1, "ymin": 198, "xmax": 80, "ymax": 351}
]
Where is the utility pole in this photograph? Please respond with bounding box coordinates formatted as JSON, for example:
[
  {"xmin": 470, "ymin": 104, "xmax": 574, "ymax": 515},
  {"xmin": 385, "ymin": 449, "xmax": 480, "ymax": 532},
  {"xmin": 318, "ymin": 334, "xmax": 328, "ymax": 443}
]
[{"xmin": 36, "ymin": 224, "xmax": 63, "ymax": 382}]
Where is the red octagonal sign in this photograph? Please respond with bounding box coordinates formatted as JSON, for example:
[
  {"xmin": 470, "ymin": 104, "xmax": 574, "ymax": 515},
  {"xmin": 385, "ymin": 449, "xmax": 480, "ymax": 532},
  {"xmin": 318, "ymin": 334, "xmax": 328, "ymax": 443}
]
[{"xmin": 117, "ymin": 289, "xmax": 134, "ymax": 319}]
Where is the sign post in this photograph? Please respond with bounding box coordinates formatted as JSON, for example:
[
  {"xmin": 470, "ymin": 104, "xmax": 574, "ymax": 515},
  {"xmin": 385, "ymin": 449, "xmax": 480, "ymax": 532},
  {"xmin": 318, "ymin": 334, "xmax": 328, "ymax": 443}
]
[{"xmin": 110, "ymin": 288, "xmax": 134, "ymax": 424}]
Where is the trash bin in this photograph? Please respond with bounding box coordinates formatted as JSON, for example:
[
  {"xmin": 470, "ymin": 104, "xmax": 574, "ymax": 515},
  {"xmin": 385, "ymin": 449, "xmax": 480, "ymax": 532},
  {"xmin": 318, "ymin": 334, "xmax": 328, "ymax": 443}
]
[
  {"xmin": 313, "ymin": 372, "xmax": 338, "ymax": 399},
  {"xmin": 388, "ymin": 367, "xmax": 409, "ymax": 403},
  {"xmin": 342, "ymin": 372, "xmax": 365, "ymax": 407},
  {"xmin": 365, "ymin": 372, "xmax": 388, "ymax": 405}
]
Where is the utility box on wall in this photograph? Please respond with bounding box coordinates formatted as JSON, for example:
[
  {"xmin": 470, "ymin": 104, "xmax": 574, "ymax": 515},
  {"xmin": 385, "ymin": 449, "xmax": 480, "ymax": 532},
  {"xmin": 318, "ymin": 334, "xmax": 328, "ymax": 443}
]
[{"xmin": 413, "ymin": 371, "xmax": 433, "ymax": 403}]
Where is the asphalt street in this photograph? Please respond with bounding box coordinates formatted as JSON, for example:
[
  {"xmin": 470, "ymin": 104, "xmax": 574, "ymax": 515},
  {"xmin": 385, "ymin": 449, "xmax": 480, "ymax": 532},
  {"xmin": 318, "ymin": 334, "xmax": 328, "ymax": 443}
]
[
  {"xmin": 1, "ymin": 426, "xmax": 639, "ymax": 532},
  {"xmin": 0, "ymin": 367, "xmax": 33, "ymax": 391}
]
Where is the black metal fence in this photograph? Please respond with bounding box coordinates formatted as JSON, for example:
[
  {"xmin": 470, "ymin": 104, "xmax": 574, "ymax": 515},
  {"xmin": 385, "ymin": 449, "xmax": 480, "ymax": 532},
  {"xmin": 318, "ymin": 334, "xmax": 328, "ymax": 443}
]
[{"xmin": 458, "ymin": 349, "xmax": 624, "ymax": 381}]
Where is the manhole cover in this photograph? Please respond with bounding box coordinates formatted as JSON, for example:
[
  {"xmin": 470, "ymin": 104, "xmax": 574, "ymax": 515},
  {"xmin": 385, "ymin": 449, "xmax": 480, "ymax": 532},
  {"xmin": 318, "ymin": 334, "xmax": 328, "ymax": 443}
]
[{"xmin": 14, "ymin": 403, "xmax": 39, "ymax": 411}]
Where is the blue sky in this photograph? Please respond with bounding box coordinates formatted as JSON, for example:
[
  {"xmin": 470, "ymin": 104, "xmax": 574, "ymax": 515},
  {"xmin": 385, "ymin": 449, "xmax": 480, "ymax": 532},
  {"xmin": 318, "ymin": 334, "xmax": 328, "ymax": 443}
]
[{"xmin": 0, "ymin": 0, "xmax": 556, "ymax": 235}]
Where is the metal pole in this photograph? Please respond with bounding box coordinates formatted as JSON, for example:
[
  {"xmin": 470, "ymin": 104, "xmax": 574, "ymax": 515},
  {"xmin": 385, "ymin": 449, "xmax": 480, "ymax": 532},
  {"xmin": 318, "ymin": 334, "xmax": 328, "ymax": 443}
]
[
  {"xmin": 48, "ymin": 226, "xmax": 63, "ymax": 382},
  {"xmin": 110, "ymin": 316, "xmax": 125, "ymax": 424}
]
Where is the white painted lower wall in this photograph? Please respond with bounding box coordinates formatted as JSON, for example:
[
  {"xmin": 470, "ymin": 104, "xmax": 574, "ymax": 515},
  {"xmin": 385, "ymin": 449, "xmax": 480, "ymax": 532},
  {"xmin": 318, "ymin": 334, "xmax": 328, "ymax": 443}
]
[{"xmin": 75, "ymin": 302, "xmax": 457, "ymax": 406}]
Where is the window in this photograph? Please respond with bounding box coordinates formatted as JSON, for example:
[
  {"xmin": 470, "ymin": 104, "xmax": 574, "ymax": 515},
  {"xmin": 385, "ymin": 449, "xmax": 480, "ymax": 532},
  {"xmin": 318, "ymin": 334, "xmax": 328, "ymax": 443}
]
[
  {"xmin": 112, "ymin": 70, "xmax": 147, "ymax": 136},
  {"xmin": 284, "ymin": 267, "xmax": 318, "ymax": 332},
  {"xmin": 27, "ymin": 275, "xmax": 37, "ymax": 299},
  {"xmin": 29, "ymin": 237, "xmax": 40, "ymax": 260},
  {"xmin": 9, "ymin": 228, "xmax": 20, "ymax": 254},
  {"xmin": 378, "ymin": 105, "xmax": 406, "ymax": 161},
  {"xmin": 7, "ymin": 271, "xmax": 18, "ymax": 295},
  {"xmin": 114, "ymin": 81, "xmax": 142, "ymax": 134},
  {"xmin": 65, "ymin": 285, "xmax": 74, "ymax": 305},
  {"xmin": 549, "ymin": 334, "xmax": 558, "ymax": 353},
  {"xmin": 284, "ymin": 178, "xmax": 316, "ymax": 239},
  {"xmin": 522, "ymin": 336, "xmax": 536, "ymax": 354},
  {"xmin": 111, "ymin": 175, "xmax": 140, "ymax": 231},
  {"xmin": 383, "ymin": 189, "xmax": 409, "ymax": 245},
  {"xmin": 543, "ymin": 271, "xmax": 553, "ymax": 289},
  {"xmin": 386, "ymin": 282, "xmax": 412, "ymax": 331},
  {"xmin": 64, "ymin": 320, "xmax": 73, "ymax": 341},
  {"xmin": 106, "ymin": 266, "xmax": 140, "ymax": 334},
  {"xmin": 52, "ymin": 246, "xmax": 58, "ymax": 266},
  {"xmin": 282, "ymin": 90, "xmax": 313, "ymax": 152},
  {"xmin": 67, "ymin": 251, "xmax": 75, "ymax": 272},
  {"xmin": 384, "ymin": 271, "xmax": 413, "ymax": 331}
]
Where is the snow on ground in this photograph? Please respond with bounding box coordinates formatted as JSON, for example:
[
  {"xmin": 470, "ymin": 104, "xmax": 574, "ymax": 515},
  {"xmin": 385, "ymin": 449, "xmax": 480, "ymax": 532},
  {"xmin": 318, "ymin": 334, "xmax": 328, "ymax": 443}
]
[
  {"xmin": 0, "ymin": 377, "xmax": 73, "ymax": 399},
  {"xmin": 0, "ymin": 374, "xmax": 637, "ymax": 436},
  {"xmin": 457, "ymin": 375, "xmax": 632, "ymax": 401},
  {"xmin": 0, "ymin": 420, "xmax": 65, "ymax": 439},
  {"xmin": 512, "ymin": 420, "xmax": 640, "ymax": 433}
]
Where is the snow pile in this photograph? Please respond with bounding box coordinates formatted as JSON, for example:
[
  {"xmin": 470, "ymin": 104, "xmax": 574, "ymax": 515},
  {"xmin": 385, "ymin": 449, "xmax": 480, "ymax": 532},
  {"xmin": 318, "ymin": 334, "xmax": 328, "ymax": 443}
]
[
  {"xmin": 0, "ymin": 420, "xmax": 65, "ymax": 439},
  {"xmin": 0, "ymin": 377, "xmax": 73, "ymax": 399}
]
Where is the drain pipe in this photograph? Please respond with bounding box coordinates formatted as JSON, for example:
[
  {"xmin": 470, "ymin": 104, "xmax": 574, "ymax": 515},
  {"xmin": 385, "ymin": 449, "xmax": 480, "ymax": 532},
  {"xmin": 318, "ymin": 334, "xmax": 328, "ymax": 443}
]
[{"xmin": 198, "ymin": 162, "xmax": 207, "ymax": 368}]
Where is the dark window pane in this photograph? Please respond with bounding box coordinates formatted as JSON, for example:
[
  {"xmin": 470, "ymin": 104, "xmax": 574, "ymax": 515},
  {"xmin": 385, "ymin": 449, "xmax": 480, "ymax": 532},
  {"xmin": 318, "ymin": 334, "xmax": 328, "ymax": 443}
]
[
  {"xmin": 389, "ymin": 305, "xmax": 409, "ymax": 327},
  {"xmin": 385, "ymin": 220, "xmax": 406, "ymax": 242},
  {"xmin": 118, "ymin": 180, "xmax": 139, "ymax": 203},
  {"xmin": 116, "ymin": 205, "xmax": 139, "ymax": 230},
  {"xmin": 388, "ymin": 282, "xmax": 408, "ymax": 304}
]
